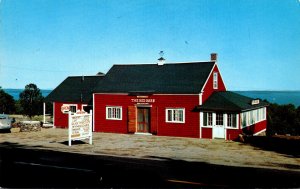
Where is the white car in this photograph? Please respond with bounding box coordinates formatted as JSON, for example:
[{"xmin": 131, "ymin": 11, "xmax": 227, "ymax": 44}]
[{"xmin": 0, "ymin": 114, "xmax": 12, "ymax": 132}]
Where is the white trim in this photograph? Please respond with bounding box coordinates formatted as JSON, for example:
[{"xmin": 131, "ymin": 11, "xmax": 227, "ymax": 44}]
[
  {"xmin": 134, "ymin": 132, "xmax": 152, "ymax": 136},
  {"xmin": 254, "ymin": 128, "xmax": 266, "ymax": 136},
  {"xmin": 165, "ymin": 108, "xmax": 185, "ymax": 123},
  {"xmin": 240, "ymin": 108, "xmax": 267, "ymax": 128},
  {"xmin": 93, "ymin": 93, "xmax": 95, "ymax": 132},
  {"xmin": 200, "ymin": 63, "xmax": 227, "ymax": 92},
  {"xmin": 82, "ymin": 104, "xmax": 88, "ymax": 110},
  {"xmin": 225, "ymin": 113, "xmax": 239, "ymax": 130},
  {"xmin": 225, "ymin": 123, "xmax": 227, "ymax": 140},
  {"xmin": 106, "ymin": 106, "xmax": 123, "ymax": 120},
  {"xmin": 199, "ymin": 94, "xmax": 202, "ymax": 139},
  {"xmin": 53, "ymin": 102, "xmax": 55, "ymax": 127},
  {"xmin": 200, "ymin": 63, "xmax": 216, "ymax": 92},
  {"xmin": 213, "ymin": 72, "xmax": 218, "ymax": 89},
  {"xmin": 199, "ymin": 93, "xmax": 203, "ymax": 105},
  {"xmin": 215, "ymin": 63, "xmax": 227, "ymax": 91},
  {"xmin": 199, "ymin": 112, "xmax": 203, "ymax": 138}
]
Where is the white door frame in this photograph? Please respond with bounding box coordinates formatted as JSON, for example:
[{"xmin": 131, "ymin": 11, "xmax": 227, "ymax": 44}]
[{"xmin": 213, "ymin": 112, "xmax": 225, "ymax": 139}]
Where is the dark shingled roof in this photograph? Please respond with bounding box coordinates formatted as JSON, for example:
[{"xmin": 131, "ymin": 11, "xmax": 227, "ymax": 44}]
[
  {"xmin": 45, "ymin": 75, "xmax": 104, "ymax": 103},
  {"xmin": 93, "ymin": 62, "xmax": 215, "ymax": 94},
  {"xmin": 197, "ymin": 91, "xmax": 268, "ymax": 112}
]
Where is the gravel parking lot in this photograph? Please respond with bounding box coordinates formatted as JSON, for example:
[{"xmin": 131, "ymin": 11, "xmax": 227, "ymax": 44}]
[{"xmin": 1, "ymin": 128, "xmax": 299, "ymax": 172}]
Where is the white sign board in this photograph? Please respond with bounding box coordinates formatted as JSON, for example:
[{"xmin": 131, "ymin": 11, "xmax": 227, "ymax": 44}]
[{"xmin": 68, "ymin": 110, "xmax": 92, "ymax": 146}]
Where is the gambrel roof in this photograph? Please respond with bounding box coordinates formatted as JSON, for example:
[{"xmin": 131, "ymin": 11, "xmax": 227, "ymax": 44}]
[
  {"xmin": 45, "ymin": 75, "xmax": 104, "ymax": 103},
  {"xmin": 93, "ymin": 62, "xmax": 215, "ymax": 94}
]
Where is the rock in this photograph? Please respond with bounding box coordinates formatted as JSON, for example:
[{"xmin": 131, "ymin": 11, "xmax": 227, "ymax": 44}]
[{"xmin": 19, "ymin": 121, "xmax": 41, "ymax": 132}]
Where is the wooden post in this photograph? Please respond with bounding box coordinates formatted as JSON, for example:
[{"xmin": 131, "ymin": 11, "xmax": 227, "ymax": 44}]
[
  {"xmin": 89, "ymin": 110, "xmax": 93, "ymax": 145},
  {"xmin": 68, "ymin": 111, "xmax": 72, "ymax": 146}
]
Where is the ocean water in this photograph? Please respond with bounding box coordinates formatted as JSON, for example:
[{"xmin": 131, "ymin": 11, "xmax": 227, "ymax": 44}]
[
  {"xmin": 3, "ymin": 89, "xmax": 300, "ymax": 107},
  {"xmin": 234, "ymin": 91, "xmax": 300, "ymax": 107},
  {"xmin": 3, "ymin": 89, "xmax": 52, "ymax": 100}
]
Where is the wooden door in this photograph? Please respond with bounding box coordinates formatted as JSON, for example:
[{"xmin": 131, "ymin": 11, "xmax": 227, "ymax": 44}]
[
  {"xmin": 128, "ymin": 106, "xmax": 137, "ymax": 133},
  {"xmin": 137, "ymin": 108, "xmax": 150, "ymax": 133}
]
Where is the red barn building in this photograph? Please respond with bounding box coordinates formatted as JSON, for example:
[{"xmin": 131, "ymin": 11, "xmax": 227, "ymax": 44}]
[
  {"xmin": 45, "ymin": 75, "xmax": 104, "ymax": 128},
  {"xmin": 92, "ymin": 54, "xmax": 268, "ymax": 140}
]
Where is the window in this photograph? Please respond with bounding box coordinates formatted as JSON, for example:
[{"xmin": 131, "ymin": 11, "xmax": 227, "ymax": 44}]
[
  {"xmin": 216, "ymin": 113, "xmax": 223, "ymax": 125},
  {"xmin": 203, "ymin": 112, "xmax": 212, "ymax": 126},
  {"xmin": 166, "ymin": 108, "xmax": 185, "ymax": 123},
  {"xmin": 227, "ymin": 114, "xmax": 237, "ymax": 128},
  {"xmin": 213, "ymin": 72, "xmax": 218, "ymax": 89},
  {"xmin": 70, "ymin": 105, "xmax": 77, "ymax": 113},
  {"xmin": 241, "ymin": 108, "xmax": 267, "ymax": 128},
  {"xmin": 106, "ymin": 106, "xmax": 122, "ymax": 120}
]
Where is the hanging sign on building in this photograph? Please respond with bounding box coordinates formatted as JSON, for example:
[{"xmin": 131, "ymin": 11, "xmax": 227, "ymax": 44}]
[
  {"xmin": 68, "ymin": 110, "xmax": 92, "ymax": 146},
  {"xmin": 61, "ymin": 104, "xmax": 70, "ymax": 113}
]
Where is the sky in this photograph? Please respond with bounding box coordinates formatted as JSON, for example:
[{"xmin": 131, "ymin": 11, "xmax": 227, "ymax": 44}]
[{"xmin": 0, "ymin": 0, "xmax": 300, "ymax": 90}]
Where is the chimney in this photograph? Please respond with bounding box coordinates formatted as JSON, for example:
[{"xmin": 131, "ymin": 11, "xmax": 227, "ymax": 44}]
[
  {"xmin": 157, "ymin": 51, "xmax": 165, "ymax": 66},
  {"xmin": 211, "ymin": 53, "xmax": 217, "ymax": 61}
]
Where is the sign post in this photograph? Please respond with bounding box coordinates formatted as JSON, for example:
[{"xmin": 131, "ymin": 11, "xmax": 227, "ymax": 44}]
[{"xmin": 68, "ymin": 110, "xmax": 93, "ymax": 146}]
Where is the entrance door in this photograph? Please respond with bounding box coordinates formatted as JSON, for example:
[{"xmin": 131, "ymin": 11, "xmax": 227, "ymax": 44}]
[
  {"xmin": 213, "ymin": 113, "xmax": 225, "ymax": 138},
  {"xmin": 137, "ymin": 108, "xmax": 150, "ymax": 133}
]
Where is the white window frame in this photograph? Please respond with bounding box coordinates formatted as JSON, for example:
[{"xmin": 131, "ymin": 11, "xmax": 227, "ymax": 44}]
[
  {"xmin": 226, "ymin": 113, "xmax": 238, "ymax": 129},
  {"xmin": 166, "ymin": 108, "xmax": 185, "ymax": 123},
  {"xmin": 240, "ymin": 108, "xmax": 266, "ymax": 128},
  {"xmin": 203, "ymin": 112, "xmax": 213, "ymax": 127},
  {"xmin": 82, "ymin": 104, "xmax": 87, "ymax": 110},
  {"xmin": 213, "ymin": 72, "xmax": 218, "ymax": 89},
  {"xmin": 106, "ymin": 106, "xmax": 122, "ymax": 120},
  {"xmin": 216, "ymin": 113, "xmax": 224, "ymax": 125}
]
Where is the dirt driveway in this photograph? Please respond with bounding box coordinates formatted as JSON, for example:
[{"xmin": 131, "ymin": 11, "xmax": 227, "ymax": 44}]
[{"xmin": 1, "ymin": 128, "xmax": 299, "ymax": 172}]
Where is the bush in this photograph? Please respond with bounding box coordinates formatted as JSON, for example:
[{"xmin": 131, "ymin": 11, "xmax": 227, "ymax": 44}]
[{"xmin": 267, "ymin": 102, "xmax": 300, "ymax": 136}]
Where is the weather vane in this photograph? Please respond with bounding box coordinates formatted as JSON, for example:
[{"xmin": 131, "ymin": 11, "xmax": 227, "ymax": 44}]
[{"xmin": 159, "ymin": 51, "xmax": 164, "ymax": 58}]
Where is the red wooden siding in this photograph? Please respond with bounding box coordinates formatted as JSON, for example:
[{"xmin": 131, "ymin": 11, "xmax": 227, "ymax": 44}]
[
  {"xmin": 94, "ymin": 94, "xmax": 200, "ymax": 138},
  {"xmin": 53, "ymin": 102, "xmax": 86, "ymax": 128},
  {"xmin": 201, "ymin": 127, "xmax": 212, "ymax": 139},
  {"xmin": 226, "ymin": 129, "xmax": 242, "ymax": 141},
  {"xmin": 202, "ymin": 65, "xmax": 226, "ymax": 103},
  {"xmin": 242, "ymin": 120, "xmax": 267, "ymax": 136}
]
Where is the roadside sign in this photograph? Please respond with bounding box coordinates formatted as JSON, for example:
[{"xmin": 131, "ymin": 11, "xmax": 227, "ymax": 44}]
[{"xmin": 68, "ymin": 110, "xmax": 92, "ymax": 146}]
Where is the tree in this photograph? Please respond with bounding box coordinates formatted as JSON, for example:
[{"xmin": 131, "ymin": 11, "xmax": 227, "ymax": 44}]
[
  {"xmin": 267, "ymin": 102, "xmax": 300, "ymax": 136},
  {"xmin": 0, "ymin": 87, "xmax": 15, "ymax": 114},
  {"xmin": 19, "ymin": 83, "xmax": 44, "ymax": 118}
]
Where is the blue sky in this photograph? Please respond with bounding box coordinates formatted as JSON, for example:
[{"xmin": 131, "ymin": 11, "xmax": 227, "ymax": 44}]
[{"xmin": 0, "ymin": 0, "xmax": 300, "ymax": 90}]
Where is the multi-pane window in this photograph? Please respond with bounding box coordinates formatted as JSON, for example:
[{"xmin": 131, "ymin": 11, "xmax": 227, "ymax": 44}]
[
  {"xmin": 70, "ymin": 105, "xmax": 77, "ymax": 113},
  {"xmin": 106, "ymin": 106, "xmax": 122, "ymax": 120},
  {"xmin": 227, "ymin": 114, "xmax": 237, "ymax": 128},
  {"xmin": 216, "ymin": 113, "xmax": 223, "ymax": 125},
  {"xmin": 240, "ymin": 108, "xmax": 266, "ymax": 128},
  {"xmin": 203, "ymin": 112, "xmax": 213, "ymax": 126},
  {"xmin": 166, "ymin": 108, "xmax": 185, "ymax": 123},
  {"xmin": 213, "ymin": 72, "xmax": 218, "ymax": 89}
]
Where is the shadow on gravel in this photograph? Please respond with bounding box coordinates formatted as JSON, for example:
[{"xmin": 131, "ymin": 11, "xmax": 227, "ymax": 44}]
[
  {"xmin": 59, "ymin": 140, "xmax": 87, "ymax": 145},
  {"xmin": 0, "ymin": 142, "xmax": 300, "ymax": 188},
  {"xmin": 244, "ymin": 136, "xmax": 300, "ymax": 157}
]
